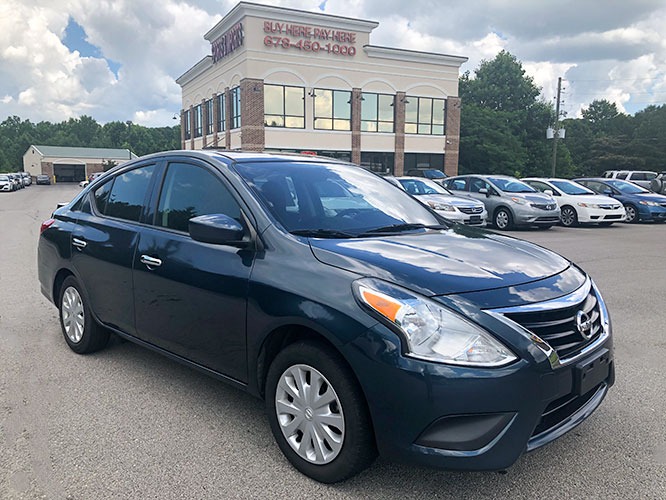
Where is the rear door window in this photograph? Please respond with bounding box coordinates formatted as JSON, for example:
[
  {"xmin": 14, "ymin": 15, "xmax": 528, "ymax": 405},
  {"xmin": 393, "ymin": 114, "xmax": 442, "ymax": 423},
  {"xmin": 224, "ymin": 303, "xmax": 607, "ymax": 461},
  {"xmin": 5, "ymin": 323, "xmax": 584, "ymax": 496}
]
[{"xmin": 98, "ymin": 165, "xmax": 155, "ymax": 222}]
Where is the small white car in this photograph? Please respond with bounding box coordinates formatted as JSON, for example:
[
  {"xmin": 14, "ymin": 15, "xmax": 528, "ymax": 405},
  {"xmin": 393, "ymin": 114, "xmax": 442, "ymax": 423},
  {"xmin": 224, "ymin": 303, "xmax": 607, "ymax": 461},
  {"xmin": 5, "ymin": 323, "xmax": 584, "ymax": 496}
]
[
  {"xmin": 0, "ymin": 174, "xmax": 14, "ymax": 191},
  {"xmin": 522, "ymin": 177, "xmax": 626, "ymax": 227},
  {"xmin": 392, "ymin": 176, "xmax": 488, "ymax": 226}
]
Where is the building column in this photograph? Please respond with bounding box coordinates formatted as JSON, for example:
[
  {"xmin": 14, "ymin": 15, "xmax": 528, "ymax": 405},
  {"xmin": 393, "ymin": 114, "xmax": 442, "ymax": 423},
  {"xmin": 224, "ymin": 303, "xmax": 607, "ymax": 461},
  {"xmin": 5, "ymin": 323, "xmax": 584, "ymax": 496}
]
[
  {"xmin": 225, "ymin": 87, "xmax": 232, "ymax": 149},
  {"xmin": 201, "ymin": 98, "xmax": 208, "ymax": 148},
  {"xmin": 189, "ymin": 104, "xmax": 195, "ymax": 150},
  {"xmin": 351, "ymin": 88, "xmax": 362, "ymax": 165},
  {"xmin": 212, "ymin": 93, "xmax": 219, "ymax": 147},
  {"xmin": 393, "ymin": 91, "xmax": 406, "ymax": 176},
  {"xmin": 240, "ymin": 78, "xmax": 265, "ymax": 151},
  {"xmin": 444, "ymin": 97, "xmax": 461, "ymax": 176},
  {"xmin": 180, "ymin": 110, "xmax": 186, "ymax": 149}
]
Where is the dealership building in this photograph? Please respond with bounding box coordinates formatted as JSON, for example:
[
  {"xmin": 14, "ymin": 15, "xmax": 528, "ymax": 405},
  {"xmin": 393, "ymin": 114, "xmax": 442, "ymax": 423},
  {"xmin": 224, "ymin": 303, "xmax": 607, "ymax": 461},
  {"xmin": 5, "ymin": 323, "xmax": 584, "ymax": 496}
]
[
  {"xmin": 176, "ymin": 2, "xmax": 467, "ymax": 176},
  {"xmin": 23, "ymin": 145, "xmax": 136, "ymax": 183}
]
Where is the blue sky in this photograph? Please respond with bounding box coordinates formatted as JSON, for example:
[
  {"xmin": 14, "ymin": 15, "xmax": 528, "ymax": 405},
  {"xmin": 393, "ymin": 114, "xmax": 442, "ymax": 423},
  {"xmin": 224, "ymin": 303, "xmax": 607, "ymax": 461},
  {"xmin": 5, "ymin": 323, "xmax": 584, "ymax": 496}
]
[{"xmin": 63, "ymin": 18, "xmax": 120, "ymax": 77}]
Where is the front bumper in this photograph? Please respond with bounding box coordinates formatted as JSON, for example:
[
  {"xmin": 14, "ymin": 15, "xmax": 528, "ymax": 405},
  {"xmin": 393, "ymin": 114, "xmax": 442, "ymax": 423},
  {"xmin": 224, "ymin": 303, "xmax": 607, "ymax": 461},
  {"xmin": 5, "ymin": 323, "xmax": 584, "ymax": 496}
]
[
  {"xmin": 577, "ymin": 206, "xmax": 626, "ymax": 223},
  {"xmin": 639, "ymin": 205, "xmax": 666, "ymax": 222},
  {"xmin": 513, "ymin": 204, "xmax": 561, "ymax": 226},
  {"xmin": 343, "ymin": 283, "xmax": 614, "ymax": 471}
]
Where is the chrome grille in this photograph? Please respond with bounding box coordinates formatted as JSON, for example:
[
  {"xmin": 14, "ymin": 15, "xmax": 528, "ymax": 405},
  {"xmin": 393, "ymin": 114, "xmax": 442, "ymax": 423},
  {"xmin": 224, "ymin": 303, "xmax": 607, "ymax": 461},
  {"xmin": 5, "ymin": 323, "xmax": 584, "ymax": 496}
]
[
  {"xmin": 458, "ymin": 206, "xmax": 484, "ymax": 215},
  {"xmin": 531, "ymin": 203, "xmax": 557, "ymax": 211},
  {"xmin": 501, "ymin": 288, "xmax": 602, "ymax": 359}
]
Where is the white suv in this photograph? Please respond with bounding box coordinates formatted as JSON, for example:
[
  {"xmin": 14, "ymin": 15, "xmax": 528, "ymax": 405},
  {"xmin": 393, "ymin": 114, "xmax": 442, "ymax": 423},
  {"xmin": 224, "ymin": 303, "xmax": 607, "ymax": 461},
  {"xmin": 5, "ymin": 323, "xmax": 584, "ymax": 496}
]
[{"xmin": 602, "ymin": 170, "xmax": 657, "ymax": 190}]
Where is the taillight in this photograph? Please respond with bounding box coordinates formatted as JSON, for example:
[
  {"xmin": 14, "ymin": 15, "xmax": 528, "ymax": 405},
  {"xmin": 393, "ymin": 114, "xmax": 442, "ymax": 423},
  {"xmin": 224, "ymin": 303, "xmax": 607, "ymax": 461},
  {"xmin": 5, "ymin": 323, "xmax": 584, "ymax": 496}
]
[{"xmin": 40, "ymin": 218, "xmax": 55, "ymax": 234}]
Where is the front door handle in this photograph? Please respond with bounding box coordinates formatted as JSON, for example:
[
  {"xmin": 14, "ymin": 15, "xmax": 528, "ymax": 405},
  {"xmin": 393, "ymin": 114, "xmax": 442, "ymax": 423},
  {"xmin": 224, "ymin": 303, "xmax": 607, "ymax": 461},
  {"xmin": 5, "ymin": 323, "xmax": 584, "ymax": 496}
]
[
  {"xmin": 72, "ymin": 237, "xmax": 87, "ymax": 249},
  {"xmin": 140, "ymin": 255, "xmax": 162, "ymax": 269}
]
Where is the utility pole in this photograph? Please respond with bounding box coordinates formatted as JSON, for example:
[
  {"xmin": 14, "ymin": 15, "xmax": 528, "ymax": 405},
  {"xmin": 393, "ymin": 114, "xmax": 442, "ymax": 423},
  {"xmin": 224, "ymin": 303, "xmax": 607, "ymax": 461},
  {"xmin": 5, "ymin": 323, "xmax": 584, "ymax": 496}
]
[{"xmin": 551, "ymin": 77, "xmax": 562, "ymax": 177}]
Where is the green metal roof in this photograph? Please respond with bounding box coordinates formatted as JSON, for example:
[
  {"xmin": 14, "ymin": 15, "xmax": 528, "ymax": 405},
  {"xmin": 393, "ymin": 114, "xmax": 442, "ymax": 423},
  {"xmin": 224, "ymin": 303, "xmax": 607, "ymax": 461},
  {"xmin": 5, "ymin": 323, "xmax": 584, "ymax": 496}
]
[{"xmin": 31, "ymin": 145, "xmax": 137, "ymax": 160}]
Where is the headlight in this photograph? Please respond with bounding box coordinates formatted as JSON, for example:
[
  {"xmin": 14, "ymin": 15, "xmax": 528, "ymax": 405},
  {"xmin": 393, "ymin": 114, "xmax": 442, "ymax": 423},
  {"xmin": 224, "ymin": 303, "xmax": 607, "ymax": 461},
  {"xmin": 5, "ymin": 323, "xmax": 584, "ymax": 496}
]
[
  {"xmin": 639, "ymin": 200, "xmax": 659, "ymax": 206},
  {"xmin": 427, "ymin": 201, "xmax": 456, "ymax": 212},
  {"xmin": 510, "ymin": 197, "xmax": 528, "ymax": 205},
  {"xmin": 352, "ymin": 279, "xmax": 517, "ymax": 367}
]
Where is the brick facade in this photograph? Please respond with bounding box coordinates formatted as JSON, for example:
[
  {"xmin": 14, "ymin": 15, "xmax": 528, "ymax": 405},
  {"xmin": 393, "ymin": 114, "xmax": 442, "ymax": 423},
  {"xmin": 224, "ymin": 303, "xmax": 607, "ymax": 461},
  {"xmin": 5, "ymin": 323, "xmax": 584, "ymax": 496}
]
[
  {"xmin": 225, "ymin": 87, "xmax": 232, "ymax": 149},
  {"xmin": 201, "ymin": 98, "xmax": 208, "ymax": 148},
  {"xmin": 240, "ymin": 78, "xmax": 265, "ymax": 151},
  {"xmin": 444, "ymin": 97, "xmax": 461, "ymax": 176},
  {"xmin": 212, "ymin": 93, "xmax": 219, "ymax": 147},
  {"xmin": 351, "ymin": 88, "xmax": 362, "ymax": 165},
  {"xmin": 393, "ymin": 92, "xmax": 406, "ymax": 176}
]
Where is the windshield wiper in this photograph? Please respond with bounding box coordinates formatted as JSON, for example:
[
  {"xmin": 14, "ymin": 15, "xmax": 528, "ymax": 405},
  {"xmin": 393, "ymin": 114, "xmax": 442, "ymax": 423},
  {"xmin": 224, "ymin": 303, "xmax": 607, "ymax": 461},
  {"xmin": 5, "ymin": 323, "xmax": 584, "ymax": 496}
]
[
  {"xmin": 290, "ymin": 228, "xmax": 357, "ymax": 239},
  {"xmin": 357, "ymin": 223, "xmax": 447, "ymax": 236}
]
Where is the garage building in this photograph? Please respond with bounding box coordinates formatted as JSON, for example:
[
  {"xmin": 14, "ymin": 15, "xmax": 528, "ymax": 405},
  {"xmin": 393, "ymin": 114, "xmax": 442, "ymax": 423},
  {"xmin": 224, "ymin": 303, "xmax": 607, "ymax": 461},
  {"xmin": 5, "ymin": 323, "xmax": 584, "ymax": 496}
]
[
  {"xmin": 176, "ymin": 2, "xmax": 467, "ymax": 176},
  {"xmin": 23, "ymin": 145, "xmax": 137, "ymax": 183}
]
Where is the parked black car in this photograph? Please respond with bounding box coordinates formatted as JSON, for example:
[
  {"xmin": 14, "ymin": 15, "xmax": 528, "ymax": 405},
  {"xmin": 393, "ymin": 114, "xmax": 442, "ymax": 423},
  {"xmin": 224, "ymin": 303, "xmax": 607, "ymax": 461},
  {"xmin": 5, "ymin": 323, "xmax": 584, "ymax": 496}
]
[{"xmin": 38, "ymin": 151, "xmax": 614, "ymax": 483}]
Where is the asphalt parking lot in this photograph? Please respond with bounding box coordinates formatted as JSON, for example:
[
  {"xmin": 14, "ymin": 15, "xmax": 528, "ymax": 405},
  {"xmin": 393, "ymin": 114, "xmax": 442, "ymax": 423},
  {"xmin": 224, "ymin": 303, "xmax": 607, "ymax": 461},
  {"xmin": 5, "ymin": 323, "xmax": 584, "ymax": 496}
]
[{"xmin": 1, "ymin": 183, "xmax": 665, "ymax": 499}]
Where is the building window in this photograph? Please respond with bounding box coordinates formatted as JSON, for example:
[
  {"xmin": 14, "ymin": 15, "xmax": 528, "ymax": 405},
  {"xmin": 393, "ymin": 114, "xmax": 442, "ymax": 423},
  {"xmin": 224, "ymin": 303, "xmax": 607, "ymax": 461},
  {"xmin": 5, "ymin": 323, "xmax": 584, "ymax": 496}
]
[
  {"xmin": 405, "ymin": 97, "xmax": 447, "ymax": 135},
  {"xmin": 204, "ymin": 99, "xmax": 214, "ymax": 135},
  {"xmin": 217, "ymin": 93, "xmax": 226, "ymax": 132},
  {"xmin": 231, "ymin": 86, "xmax": 241, "ymax": 129},
  {"xmin": 184, "ymin": 109, "xmax": 191, "ymax": 140},
  {"xmin": 404, "ymin": 153, "xmax": 445, "ymax": 170},
  {"xmin": 193, "ymin": 104, "xmax": 203, "ymax": 137},
  {"xmin": 264, "ymin": 84, "xmax": 305, "ymax": 128},
  {"xmin": 313, "ymin": 89, "xmax": 351, "ymax": 131},
  {"xmin": 361, "ymin": 93, "xmax": 394, "ymax": 133},
  {"xmin": 360, "ymin": 151, "xmax": 394, "ymax": 175}
]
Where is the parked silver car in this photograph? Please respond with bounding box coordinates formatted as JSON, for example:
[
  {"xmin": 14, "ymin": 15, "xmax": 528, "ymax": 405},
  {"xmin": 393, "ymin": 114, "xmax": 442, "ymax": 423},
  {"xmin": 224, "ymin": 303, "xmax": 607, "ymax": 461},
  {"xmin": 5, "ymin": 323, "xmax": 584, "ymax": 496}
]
[
  {"xmin": 442, "ymin": 175, "xmax": 561, "ymax": 230},
  {"xmin": 392, "ymin": 176, "xmax": 487, "ymax": 226}
]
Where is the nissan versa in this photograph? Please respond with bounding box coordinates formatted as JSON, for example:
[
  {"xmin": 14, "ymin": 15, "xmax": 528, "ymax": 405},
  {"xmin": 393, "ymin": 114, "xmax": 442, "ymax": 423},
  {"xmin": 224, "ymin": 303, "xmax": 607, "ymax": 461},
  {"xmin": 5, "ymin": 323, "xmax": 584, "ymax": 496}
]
[{"xmin": 38, "ymin": 151, "xmax": 614, "ymax": 483}]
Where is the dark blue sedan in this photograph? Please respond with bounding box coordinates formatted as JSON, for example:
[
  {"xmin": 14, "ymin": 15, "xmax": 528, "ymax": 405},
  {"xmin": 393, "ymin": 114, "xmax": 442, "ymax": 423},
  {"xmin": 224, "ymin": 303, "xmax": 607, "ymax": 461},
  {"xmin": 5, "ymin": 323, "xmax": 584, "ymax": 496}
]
[
  {"xmin": 575, "ymin": 177, "xmax": 666, "ymax": 223},
  {"xmin": 38, "ymin": 151, "xmax": 614, "ymax": 483}
]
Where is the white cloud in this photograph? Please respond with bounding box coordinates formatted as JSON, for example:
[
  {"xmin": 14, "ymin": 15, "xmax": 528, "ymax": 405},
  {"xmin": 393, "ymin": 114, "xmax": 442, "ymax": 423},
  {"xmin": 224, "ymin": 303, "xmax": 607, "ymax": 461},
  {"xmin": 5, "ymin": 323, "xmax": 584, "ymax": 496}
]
[{"xmin": 0, "ymin": 0, "xmax": 665, "ymax": 126}]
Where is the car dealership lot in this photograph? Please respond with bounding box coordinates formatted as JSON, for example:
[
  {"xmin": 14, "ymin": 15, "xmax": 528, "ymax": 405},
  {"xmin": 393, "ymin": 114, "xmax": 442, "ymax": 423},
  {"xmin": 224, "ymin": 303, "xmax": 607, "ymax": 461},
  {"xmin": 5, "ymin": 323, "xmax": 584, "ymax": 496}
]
[{"xmin": 1, "ymin": 184, "xmax": 665, "ymax": 499}]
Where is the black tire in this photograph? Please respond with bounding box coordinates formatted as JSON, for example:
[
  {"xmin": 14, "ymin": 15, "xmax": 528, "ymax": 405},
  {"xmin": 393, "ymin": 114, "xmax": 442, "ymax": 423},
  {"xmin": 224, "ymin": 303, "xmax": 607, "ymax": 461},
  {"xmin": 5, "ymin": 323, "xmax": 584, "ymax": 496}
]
[
  {"xmin": 58, "ymin": 276, "xmax": 109, "ymax": 354},
  {"xmin": 265, "ymin": 340, "xmax": 376, "ymax": 483},
  {"xmin": 560, "ymin": 206, "xmax": 578, "ymax": 227},
  {"xmin": 493, "ymin": 208, "xmax": 513, "ymax": 230},
  {"xmin": 624, "ymin": 204, "xmax": 639, "ymax": 224}
]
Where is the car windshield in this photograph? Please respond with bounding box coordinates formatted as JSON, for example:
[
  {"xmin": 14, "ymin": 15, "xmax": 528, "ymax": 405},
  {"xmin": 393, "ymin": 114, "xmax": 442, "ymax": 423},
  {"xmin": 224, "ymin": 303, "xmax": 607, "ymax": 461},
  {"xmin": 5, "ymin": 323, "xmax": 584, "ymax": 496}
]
[
  {"xmin": 487, "ymin": 177, "xmax": 537, "ymax": 193},
  {"xmin": 424, "ymin": 170, "xmax": 446, "ymax": 179},
  {"xmin": 234, "ymin": 161, "xmax": 443, "ymax": 236},
  {"xmin": 398, "ymin": 178, "xmax": 452, "ymax": 196},
  {"xmin": 550, "ymin": 180, "xmax": 595, "ymax": 195},
  {"xmin": 605, "ymin": 179, "xmax": 649, "ymax": 194}
]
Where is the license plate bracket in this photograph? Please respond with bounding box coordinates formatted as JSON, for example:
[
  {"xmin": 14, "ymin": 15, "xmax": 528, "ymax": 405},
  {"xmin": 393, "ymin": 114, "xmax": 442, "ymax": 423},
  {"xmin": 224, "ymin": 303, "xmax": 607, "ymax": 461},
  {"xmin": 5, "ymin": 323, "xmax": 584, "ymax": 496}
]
[{"xmin": 574, "ymin": 348, "xmax": 611, "ymax": 395}]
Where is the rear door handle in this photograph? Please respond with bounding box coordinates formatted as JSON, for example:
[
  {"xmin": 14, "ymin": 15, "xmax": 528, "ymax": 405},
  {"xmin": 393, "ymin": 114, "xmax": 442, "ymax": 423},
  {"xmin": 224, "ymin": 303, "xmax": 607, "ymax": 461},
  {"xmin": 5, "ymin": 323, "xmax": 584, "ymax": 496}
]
[
  {"xmin": 140, "ymin": 255, "xmax": 162, "ymax": 269},
  {"xmin": 72, "ymin": 237, "xmax": 87, "ymax": 249}
]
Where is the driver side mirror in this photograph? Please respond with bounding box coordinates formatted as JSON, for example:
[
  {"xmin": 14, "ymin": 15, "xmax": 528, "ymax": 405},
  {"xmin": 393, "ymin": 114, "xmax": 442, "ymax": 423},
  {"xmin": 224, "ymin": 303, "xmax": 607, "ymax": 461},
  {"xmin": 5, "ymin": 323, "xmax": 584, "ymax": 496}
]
[
  {"xmin": 544, "ymin": 189, "xmax": 554, "ymax": 196},
  {"xmin": 189, "ymin": 214, "xmax": 248, "ymax": 247},
  {"xmin": 478, "ymin": 188, "xmax": 490, "ymax": 197},
  {"xmin": 603, "ymin": 189, "xmax": 613, "ymax": 196}
]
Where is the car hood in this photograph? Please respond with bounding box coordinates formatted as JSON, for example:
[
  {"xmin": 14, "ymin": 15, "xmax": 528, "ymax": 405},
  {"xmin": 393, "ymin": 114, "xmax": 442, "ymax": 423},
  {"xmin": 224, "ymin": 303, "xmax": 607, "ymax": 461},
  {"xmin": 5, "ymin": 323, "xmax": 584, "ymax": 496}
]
[
  {"xmin": 309, "ymin": 225, "xmax": 571, "ymax": 297},
  {"xmin": 633, "ymin": 193, "xmax": 666, "ymax": 203},
  {"xmin": 416, "ymin": 194, "xmax": 485, "ymax": 208},
  {"xmin": 565, "ymin": 194, "xmax": 621, "ymax": 206}
]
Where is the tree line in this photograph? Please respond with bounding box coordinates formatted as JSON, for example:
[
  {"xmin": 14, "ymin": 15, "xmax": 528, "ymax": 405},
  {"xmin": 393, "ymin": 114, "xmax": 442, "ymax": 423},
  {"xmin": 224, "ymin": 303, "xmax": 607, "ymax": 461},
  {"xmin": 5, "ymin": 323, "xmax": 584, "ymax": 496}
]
[
  {"xmin": 1, "ymin": 50, "xmax": 664, "ymax": 177},
  {"xmin": 0, "ymin": 116, "xmax": 179, "ymax": 172},
  {"xmin": 459, "ymin": 51, "xmax": 666, "ymax": 177}
]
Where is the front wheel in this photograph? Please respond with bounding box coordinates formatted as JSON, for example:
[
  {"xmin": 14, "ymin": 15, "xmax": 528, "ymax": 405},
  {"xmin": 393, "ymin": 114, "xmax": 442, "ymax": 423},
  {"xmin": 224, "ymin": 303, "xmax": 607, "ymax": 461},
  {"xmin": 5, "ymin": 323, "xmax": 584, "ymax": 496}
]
[
  {"xmin": 560, "ymin": 206, "xmax": 578, "ymax": 227},
  {"xmin": 265, "ymin": 341, "xmax": 376, "ymax": 483},
  {"xmin": 494, "ymin": 208, "xmax": 513, "ymax": 230},
  {"xmin": 624, "ymin": 204, "xmax": 638, "ymax": 224},
  {"xmin": 58, "ymin": 276, "xmax": 109, "ymax": 354}
]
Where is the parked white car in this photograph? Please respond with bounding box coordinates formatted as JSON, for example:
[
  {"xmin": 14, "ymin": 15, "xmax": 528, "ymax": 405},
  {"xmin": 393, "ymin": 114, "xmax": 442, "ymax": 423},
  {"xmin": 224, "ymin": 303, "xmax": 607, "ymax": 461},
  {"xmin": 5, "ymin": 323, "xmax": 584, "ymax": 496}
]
[
  {"xmin": 391, "ymin": 176, "xmax": 488, "ymax": 226},
  {"xmin": 522, "ymin": 177, "xmax": 626, "ymax": 227}
]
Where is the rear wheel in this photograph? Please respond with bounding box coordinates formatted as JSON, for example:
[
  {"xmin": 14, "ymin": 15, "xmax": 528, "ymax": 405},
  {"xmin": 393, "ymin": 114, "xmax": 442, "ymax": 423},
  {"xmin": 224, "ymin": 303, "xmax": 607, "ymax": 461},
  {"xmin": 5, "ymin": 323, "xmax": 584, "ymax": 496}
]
[
  {"xmin": 624, "ymin": 204, "xmax": 638, "ymax": 224},
  {"xmin": 58, "ymin": 276, "xmax": 109, "ymax": 354},
  {"xmin": 560, "ymin": 206, "xmax": 578, "ymax": 227},
  {"xmin": 493, "ymin": 208, "xmax": 513, "ymax": 230},
  {"xmin": 265, "ymin": 341, "xmax": 376, "ymax": 483}
]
